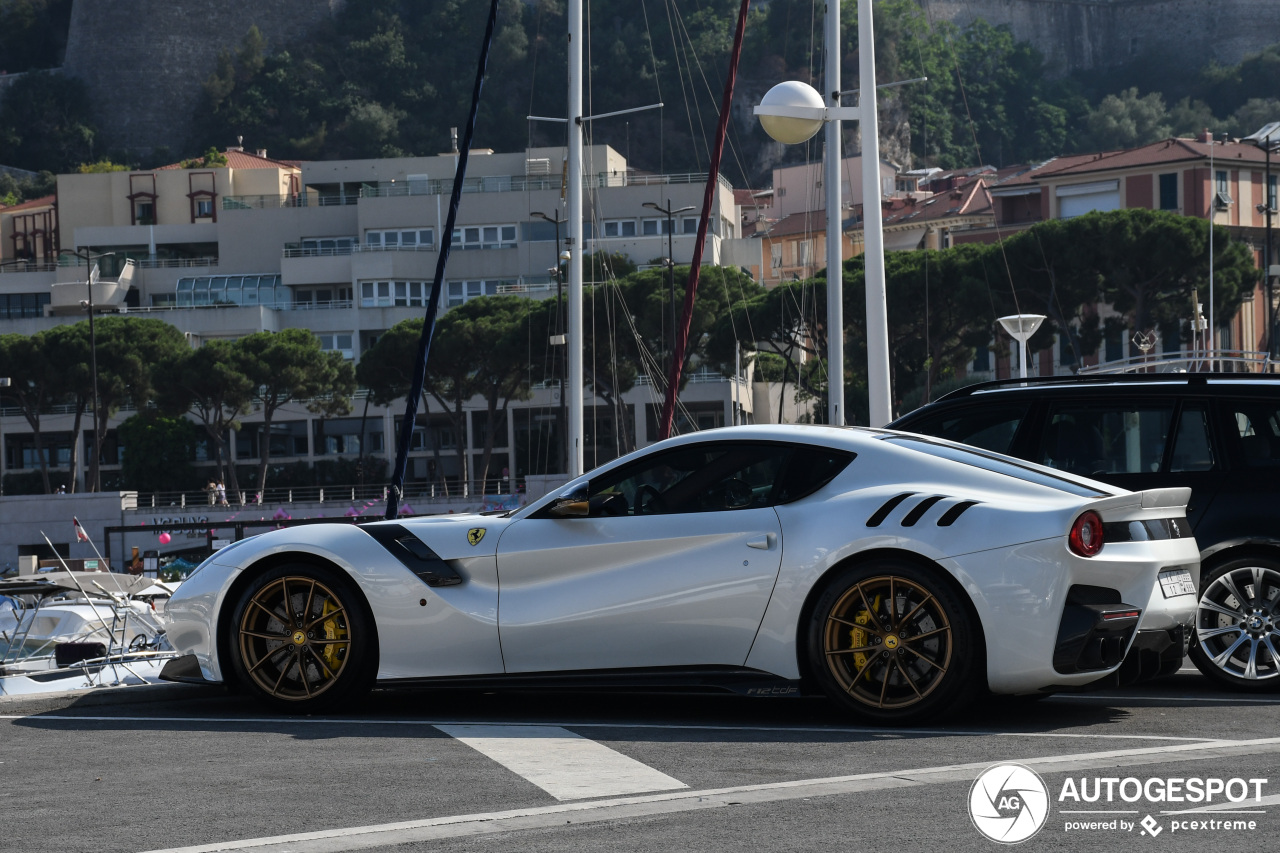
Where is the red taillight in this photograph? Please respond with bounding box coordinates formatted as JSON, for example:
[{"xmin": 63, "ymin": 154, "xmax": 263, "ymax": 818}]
[{"xmin": 1069, "ymin": 510, "xmax": 1105, "ymax": 557}]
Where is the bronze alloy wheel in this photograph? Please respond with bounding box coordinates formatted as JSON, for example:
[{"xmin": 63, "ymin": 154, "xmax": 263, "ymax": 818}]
[
  {"xmin": 237, "ymin": 575, "xmax": 354, "ymax": 702},
  {"xmin": 821, "ymin": 574, "xmax": 955, "ymax": 711}
]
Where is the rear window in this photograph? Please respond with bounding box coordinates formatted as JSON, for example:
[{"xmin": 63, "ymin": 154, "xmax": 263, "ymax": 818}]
[
  {"xmin": 882, "ymin": 435, "xmax": 1110, "ymax": 498},
  {"xmin": 897, "ymin": 404, "xmax": 1027, "ymax": 455}
]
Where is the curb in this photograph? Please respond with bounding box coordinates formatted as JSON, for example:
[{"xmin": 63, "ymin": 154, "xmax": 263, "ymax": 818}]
[{"xmin": 0, "ymin": 682, "xmax": 224, "ymax": 716}]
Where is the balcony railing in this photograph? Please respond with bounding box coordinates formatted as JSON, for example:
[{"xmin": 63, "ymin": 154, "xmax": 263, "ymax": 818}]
[
  {"xmin": 0, "ymin": 260, "xmax": 58, "ymax": 274},
  {"xmin": 133, "ymin": 257, "xmax": 219, "ymax": 269},
  {"xmin": 282, "ymin": 244, "xmax": 437, "ymax": 258},
  {"xmin": 227, "ymin": 172, "xmax": 732, "ymax": 210}
]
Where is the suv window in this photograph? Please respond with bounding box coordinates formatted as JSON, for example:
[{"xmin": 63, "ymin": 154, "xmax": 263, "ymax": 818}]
[
  {"xmin": 1170, "ymin": 404, "xmax": 1214, "ymax": 472},
  {"xmin": 1037, "ymin": 404, "xmax": 1174, "ymax": 476},
  {"xmin": 1225, "ymin": 399, "xmax": 1280, "ymax": 467},
  {"xmin": 896, "ymin": 404, "xmax": 1027, "ymax": 455}
]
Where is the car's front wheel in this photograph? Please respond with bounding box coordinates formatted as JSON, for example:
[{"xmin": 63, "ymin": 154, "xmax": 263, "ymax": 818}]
[
  {"xmin": 1189, "ymin": 557, "xmax": 1280, "ymax": 691},
  {"xmin": 807, "ymin": 559, "xmax": 981, "ymax": 724},
  {"xmin": 229, "ymin": 563, "xmax": 377, "ymax": 711}
]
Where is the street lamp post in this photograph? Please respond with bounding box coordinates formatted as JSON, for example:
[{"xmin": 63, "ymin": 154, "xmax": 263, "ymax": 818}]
[
  {"xmin": 643, "ymin": 201, "xmax": 695, "ymax": 377},
  {"xmin": 63, "ymin": 249, "xmax": 114, "ymax": 492},
  {"xmin": 998, "ymin": 314, "xmax": 1047, "ymax": 379},
  {"xmin": 532, "ymin": 210, "xmax": 570, "ymax": 471}
]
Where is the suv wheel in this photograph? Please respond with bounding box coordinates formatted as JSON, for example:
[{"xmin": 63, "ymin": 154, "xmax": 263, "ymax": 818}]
[{"xmin": 1189, "ymin": 557, "xmax": 1280, "ymax": 692}]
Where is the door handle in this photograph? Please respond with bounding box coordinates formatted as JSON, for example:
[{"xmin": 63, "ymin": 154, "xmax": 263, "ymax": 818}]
[{"xmin": 746, "ymin": 534, "xmax": 774, "ymax": 550}]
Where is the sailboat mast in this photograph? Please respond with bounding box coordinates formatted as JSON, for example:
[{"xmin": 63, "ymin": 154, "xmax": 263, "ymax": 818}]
[
  {"xmin": 657, "ymin": 0, "xmax": 751, "ymax": 441},
  {"xmin": 566, "ymin": 0, "xmax": 585, "ymax": 477}
]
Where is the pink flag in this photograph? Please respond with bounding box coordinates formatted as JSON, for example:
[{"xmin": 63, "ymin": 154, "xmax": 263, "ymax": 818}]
[{"xmin": 73, "ymin": 516, "xmax": 90, "ymax": 543}]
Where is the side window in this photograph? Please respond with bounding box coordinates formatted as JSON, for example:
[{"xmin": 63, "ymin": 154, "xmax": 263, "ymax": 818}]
[
  {"xmin": 588, "ymin": 443, "xmax": 788, "ymax": 516},
  {"xmin": 1038, "ymin": 405, "xmax": 1174, "ymax": 476},
  {"xmin": 1169, "ymin": 404, "xmax": 1214, "ymax": 472},
  {"xmin": 1226, "ymin": 401, "xmax": 1280, "ymax": 467},
  {"xmin": 901, "ymin": 405, "xmax": 1028, "ymax": 455}
]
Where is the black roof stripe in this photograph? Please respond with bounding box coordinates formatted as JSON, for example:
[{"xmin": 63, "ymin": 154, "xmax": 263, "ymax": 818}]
[
  {"xmin": 867, "ymin": 492, "xmax": 915, "ymax": 527},
  {"xmin": 901, "ymin": 495, "xmax": 946, "ymax": 527}
]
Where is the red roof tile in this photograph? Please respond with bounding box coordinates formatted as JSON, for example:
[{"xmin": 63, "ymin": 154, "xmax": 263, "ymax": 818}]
[
  {"xmin": 1037, "ymin": 138, "xmax": 1270, "ymax": 178},
  {"xmin": 156, "ymin": 149, "xmax": 302, "ymax": 171},
  {"xmin": 0, "ymin": 194, "xmax": 55, "ymax": 212}
]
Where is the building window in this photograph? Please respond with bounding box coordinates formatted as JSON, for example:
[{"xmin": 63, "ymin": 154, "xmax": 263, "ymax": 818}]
[
  {"xmin": 316, "ymin": 333, "xmax": 354, "ymax": 360},
  {"xmin": 641, "ymin": 218, "xmax": 672, "ymax": 236},
  {"xmin": 452, "ymin": 224, "xmax": 516, "ymax": 249},
  {"xmin": 603, "ymin": 219, "xmax": 637, "ymax": 237},
  {"xmin": 0, "ymin": 292, "xmax": 51, "ymax": 319},
  {"xmin": 1269, "ymin": 175, "xmax": 1277, "ymax": 212},
  {"xmin": 360, "ymin": 280, "xmax": 430, "ymax": 308},
  {"xmin": 682, "ymin": 216, "xmax": 699, "ymax": 234},
  {"xmin": 1158, "ymin": 173, "xmax": 1178, "ymax": 210},
  {"xmin": 770, "ymin": 244, "xmax": 782, "ymax": 270},
  {"xmin": 135, "ymin": 201, "xmax": 155, "ymax": 225},
  {"xmin": 446, "ymin": 279, "xmax": 504, "ymax": 308},
  {"xmin": 1216, "ymin": 170, "xmax": 1228, "ymax": 195},
  {"xmin": 365, "ymin": 228, "xmax": 434, "ymax": 249},
  {"xmin": 195, "ymin": 199, "xmax": 214, "ymax": 218},
  {"xmin": 301, "ymin": 237, "xmax": 357, "ymax": 254},
  {"xmin": 797, "ymin": 240, "xmax": 812, "ymax": 266}
]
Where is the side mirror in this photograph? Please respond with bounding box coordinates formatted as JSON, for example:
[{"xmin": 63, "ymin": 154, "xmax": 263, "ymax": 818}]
[{"xmin": 548, "ymin": 483, "xmax": 590, "ymax": 518}]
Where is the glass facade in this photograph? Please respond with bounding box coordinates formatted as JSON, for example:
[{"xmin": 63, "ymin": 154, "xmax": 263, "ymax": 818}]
[{"xmin": 175, "ymin": 274, "xmax": 286, "ymax": 307}]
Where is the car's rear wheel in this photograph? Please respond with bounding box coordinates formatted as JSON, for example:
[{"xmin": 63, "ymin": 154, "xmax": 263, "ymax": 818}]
[
  {"xmin": 807, "ymin": 560, "xmax": 981, "ymax": 724},
  {"xmin": 1189, "ymin": 557, "xmax": 1280, "ymax": 692},
  {"xmin": 229, "ymin": 563, "xmax": 376, "ymax": 711}
]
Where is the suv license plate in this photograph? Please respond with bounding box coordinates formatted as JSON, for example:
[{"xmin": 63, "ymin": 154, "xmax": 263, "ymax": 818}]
[{"xmin": 1159, "ymin": 569, "xmax": 1196, "ymax": 598}]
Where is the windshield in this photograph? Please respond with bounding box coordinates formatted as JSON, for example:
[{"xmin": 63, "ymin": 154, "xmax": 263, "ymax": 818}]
[{"xmin": 882, "ymin": 434, "xmax": 1111, "ymax": 498}]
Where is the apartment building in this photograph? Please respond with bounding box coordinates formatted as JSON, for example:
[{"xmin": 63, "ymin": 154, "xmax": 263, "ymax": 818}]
[{"xmin": 0, "ymin": 144, "xmax": 756, "ymax": 493}]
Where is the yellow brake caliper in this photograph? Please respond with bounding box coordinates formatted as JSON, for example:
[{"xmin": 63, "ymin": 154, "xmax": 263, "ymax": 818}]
[
  {"xmin": 320, "ymin": 599, "xmax": 349, "ymax": 674},
  {"xmin": 849, "ymin": 595, "xmax": 881, "ymax": 678}
]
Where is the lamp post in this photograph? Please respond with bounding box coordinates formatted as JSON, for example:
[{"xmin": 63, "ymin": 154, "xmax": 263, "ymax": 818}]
[
  {"xmin": 62, "ymin": 248, "xmax": 114, "ymax": 492},
  {"xmin": 998, "ymin": 314, "xmax": 1047, "ymax": 379},
  {"xmin": 1246, "ymin": 122, "xmax": 1280, "ymax": 357},
  {"xmin": 643, "ymin": 201, "xmax": 695, "ymax": 377}
]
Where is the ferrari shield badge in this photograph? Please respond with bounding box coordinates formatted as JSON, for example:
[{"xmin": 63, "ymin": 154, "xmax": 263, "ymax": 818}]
[{"xmin": 467, "ymin": 528, "xmax": 486, "ymax": 546}]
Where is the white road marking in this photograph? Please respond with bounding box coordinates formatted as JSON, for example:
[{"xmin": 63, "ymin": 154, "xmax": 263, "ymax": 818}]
[
  {"xmin": 0, "ymin": 714, "xmax": 1216, "ymax": 741},
  {"xmin": 1052, "ymin": 693, "xmax": 1280, "ymax": 704},
  {"xmin": 1162, "ymin": 792, "xmax": 1280, "ymax": 815},
  {"xmin": 136, "ymin": 736, "xmax": 1280, "ymax": 853},
  {"xmin": 434, "ymin": 723, "xmax": 686, "ymax": 800}
]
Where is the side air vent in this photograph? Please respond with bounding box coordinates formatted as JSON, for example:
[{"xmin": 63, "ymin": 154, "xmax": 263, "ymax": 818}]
[
  {"xmin": 867, "ymin": 492, "xmax": 915, "ymax": 527},
  {"xmin": 360, "ymin": 523, "xmax": 464, "ymax": 587},
  {"xmin": 937, "ymin": 500, "xmax": 980, "ymax": 527},
  {"xmin": 901, "ymin": 495, "xmax": 946, "ymax": 527}
]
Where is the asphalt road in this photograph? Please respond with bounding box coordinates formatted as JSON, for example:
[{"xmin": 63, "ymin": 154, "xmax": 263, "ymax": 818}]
[{"xmin": 2, "ymin": 667, "xmax": 1278, "ymax": 853}]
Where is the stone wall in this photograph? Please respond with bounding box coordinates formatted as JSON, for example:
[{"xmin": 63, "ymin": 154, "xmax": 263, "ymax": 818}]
[
  {"xmin": 917, "ymin": 0, "xmax": 1280, "ymax": 74},
  {"xmin": 62, "ymin": 0, "xmax": 344, "ymax": 156}
]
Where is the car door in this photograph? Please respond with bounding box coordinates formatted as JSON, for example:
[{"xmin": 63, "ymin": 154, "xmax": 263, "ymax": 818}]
[
  {"xmin": 494, "ymin": 441, "xmax": 791, "ymax": 674},
  {"xmin": 1196, "ymin": 394, "xmax": 1280, "ymax": 549}
]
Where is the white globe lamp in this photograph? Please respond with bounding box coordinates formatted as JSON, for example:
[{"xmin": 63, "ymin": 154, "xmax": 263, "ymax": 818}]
[{"xmin": 757, "ymin": 81, "xmax": 826, "ymax": 145}]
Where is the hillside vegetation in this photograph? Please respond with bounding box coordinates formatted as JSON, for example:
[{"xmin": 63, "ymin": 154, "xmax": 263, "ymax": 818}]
[{"xmin": 0, "ymin": 0, "xmax": 1278, "ymax": 193}]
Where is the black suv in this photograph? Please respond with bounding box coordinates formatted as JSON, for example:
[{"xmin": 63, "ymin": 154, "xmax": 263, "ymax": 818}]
[{"xmin": 891, "ymin": 374, "xmax": 1280, "ymax": 693}]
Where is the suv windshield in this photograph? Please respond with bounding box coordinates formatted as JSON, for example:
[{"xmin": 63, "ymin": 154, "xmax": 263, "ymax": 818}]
[{"xmin": 882, "ymin": 434, "xmax": 1111, "ymax": 498}]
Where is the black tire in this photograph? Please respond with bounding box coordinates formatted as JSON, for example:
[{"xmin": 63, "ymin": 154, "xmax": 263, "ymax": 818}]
[
  {"xmin": 806, "ymin": 559, "xmax": 982, "ymax": 725},
  {"xmin": 228, "ymin": 563, "xmax": 378, "ymax": 712},
  {"xmin": 1188, "ymin": 556, "xmax": 1280, "ymax": 692}
]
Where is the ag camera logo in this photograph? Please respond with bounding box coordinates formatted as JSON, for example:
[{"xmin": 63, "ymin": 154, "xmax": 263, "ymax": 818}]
[{"xmin": 969, "ymin": 763, "xmax": 1051, "ymax": 844}]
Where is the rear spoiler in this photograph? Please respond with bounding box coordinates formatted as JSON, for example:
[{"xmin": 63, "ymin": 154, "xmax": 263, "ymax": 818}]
[{"xmin": 1086, "ymin": 487, "xmax": 1191, "ymax": 516}]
